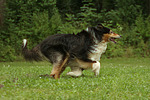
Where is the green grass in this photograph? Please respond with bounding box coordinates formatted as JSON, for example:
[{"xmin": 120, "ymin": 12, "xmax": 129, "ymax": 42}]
[{"xmin": 0, "ymin": 58, "xmax": 150, "ymax": 100}]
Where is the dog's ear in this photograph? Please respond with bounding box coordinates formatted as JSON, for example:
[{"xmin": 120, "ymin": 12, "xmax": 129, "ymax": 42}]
[{"xmin": 97, "ymin": 24, "xmax": 103, "ymax": 29}]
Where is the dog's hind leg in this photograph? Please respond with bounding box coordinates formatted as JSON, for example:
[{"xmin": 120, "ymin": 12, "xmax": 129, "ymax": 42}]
[
  {"xmin": 67, "ymin": 67, "xmax": 83, "ymax": 77},
  {"xmin": 50, "ymin": 54, "xmax": 69, "ymax": 79}
]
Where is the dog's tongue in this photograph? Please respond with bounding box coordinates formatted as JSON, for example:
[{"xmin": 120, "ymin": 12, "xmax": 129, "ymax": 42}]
[{"xmin": 111, "ymin": 38, "xmax": 116, "ymax": 43}]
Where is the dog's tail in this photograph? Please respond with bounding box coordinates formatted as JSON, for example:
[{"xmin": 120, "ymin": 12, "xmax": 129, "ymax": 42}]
[{"xmin": 22, "ymin": 39, "xmax": 43, "ymax": 61}]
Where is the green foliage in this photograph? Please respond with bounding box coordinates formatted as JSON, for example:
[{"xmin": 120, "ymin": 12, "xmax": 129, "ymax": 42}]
[
  {"xmin": 58, "ymin": 21, "xmax": 81, "ymax": 34},
  {"xmin": 107, "ymin": 0, "xmax": 141, "ymax": 25},
  {"xmin": 104, "ymin": 42, "xmax": 124, "ymax": 58},
  {"xmin": 0, "ymin": 44, "xmax": 16, "ymax": 62},
  {"xmin": 0, "ymin": 0, "xmax": 61, "ymax": 61},
  {"xmin": 25, "ymin": 11, "xmax": 52, "ymax": 45},
  {"xmin": 134, "ymin": 15, "xmax": 150, "ymax": 56},
  {"xmin": 118, "ymin": 15, "xmax": 150, "ymax": 57},
  {"xmin": 0, "ymin": 0, "xmax": 150, "ymax": 61},
  {"xmin": 58, "ymin": 0, "xmax": 104, "ymax": 34},
  {"xmin": 50, "ymin": 8, "xmax": 62, "ymax": 34},
  {"xmin": 78, "ymin": 0, "xmax": 99, "ymax": 25},
  {"xmin": 135, "ymin": 15, "xmax": 150, "ymax": 42}
]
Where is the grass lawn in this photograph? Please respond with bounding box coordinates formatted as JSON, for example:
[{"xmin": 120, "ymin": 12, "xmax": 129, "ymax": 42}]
[{"xmin": 0, "ymin": 58, "xmax": 149, "ymax": 100}]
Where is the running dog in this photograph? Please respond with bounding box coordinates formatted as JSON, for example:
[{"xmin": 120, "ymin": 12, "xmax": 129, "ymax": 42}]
[{"xmin": 22, "ymin": 24, "xmax": 121, "ymax": 79}]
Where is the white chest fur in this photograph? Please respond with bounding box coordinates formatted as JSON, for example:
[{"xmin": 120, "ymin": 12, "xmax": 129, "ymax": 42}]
[{"xmin": 89, "ymin": 41, "xmax": 108, "ymax": 61}]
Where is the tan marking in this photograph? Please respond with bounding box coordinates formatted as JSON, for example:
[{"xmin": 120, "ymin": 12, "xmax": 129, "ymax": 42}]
[
  {"xmin": 102, "ymin": 34, "xmax": 110, "ymax": 42},
  {"xmin": 50, "ymin": 54, "xmax": 69, "ymax": 79},
  {"xmin": 76, "ymin": 59, "xmax": 95, "ymax": 69},
  {"xmin": 102, "ymin": 33, "xmax": 120, "ymax": 42}
]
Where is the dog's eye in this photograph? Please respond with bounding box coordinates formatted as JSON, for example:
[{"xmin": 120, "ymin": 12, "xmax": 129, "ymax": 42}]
[{"xmin": 110, "ymin": 31, "xmax": 113, "ymax": 34}]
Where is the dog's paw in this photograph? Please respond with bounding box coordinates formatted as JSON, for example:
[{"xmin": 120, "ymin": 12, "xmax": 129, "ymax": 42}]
[
  {"xmin": 94, "ymin": 70, "xmax": 99, "ymax": 76},
  {"xmin": 50, "ymin": 73, "xmax": 60, "ymax": 79}
]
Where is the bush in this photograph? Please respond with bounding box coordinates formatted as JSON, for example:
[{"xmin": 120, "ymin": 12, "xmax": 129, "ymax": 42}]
[
  {"xmin": 0, "ymin": 44, "xmax": 16, "ymax": 62},
  {"xmin": 0, "ymin": 0, "xmax": 149, "ymax": 61},
  {"xmin": 104, "ymin": 41, "xmax": 124, "ymax": 58}
]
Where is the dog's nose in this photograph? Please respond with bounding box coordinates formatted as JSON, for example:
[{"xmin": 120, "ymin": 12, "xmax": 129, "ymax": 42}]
[{"xmin": 119, "ymin": 35, "xmax": 122, "ymax": 37}]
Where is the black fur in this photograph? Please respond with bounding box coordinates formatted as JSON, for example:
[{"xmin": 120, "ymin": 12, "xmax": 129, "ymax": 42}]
[
  {"xmin": 22, "ymin": 44, "xmax": 42, "ymax": 61},
  {"xmin": 22, "ymin": 24, "xmax": 110, "ymax": 64}
]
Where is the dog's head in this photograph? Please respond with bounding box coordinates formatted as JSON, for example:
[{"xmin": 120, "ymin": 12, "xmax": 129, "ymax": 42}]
[
  {"xmin": 86, "ymin": 24, "xmax": 121, "ymax": 43},
  {"xmin": 97, "ymin": 24, "xmax": 121, "ymax": 43}
]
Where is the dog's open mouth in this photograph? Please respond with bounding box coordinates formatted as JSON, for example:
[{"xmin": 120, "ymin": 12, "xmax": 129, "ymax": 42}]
[{"xmin": 109, "ymin": 37, "xmax": 119, "ymax": 43}]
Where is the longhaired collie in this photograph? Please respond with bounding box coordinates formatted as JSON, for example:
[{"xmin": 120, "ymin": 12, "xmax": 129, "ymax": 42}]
[{"xmin": 22, "ymin": 24, "xmax": 121, "ymax": 79}]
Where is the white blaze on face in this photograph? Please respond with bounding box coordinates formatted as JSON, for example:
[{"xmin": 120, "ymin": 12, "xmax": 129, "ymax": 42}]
[{"xmin": 23, "ymin": 39, "xmax": 27, "ymax": 48}]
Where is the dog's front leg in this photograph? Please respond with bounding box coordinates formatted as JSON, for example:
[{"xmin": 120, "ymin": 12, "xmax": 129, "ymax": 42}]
[
  {"xmin": 50, "ymin": 55, "xmax": 69, "ymax": 79},
  {"xmin": 50, "ymin": 66, "xmax": 61, "ymax": 79},
  {"xmin": 92, "ymin": 61, "xmax": 100, "ymax": 76}
]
